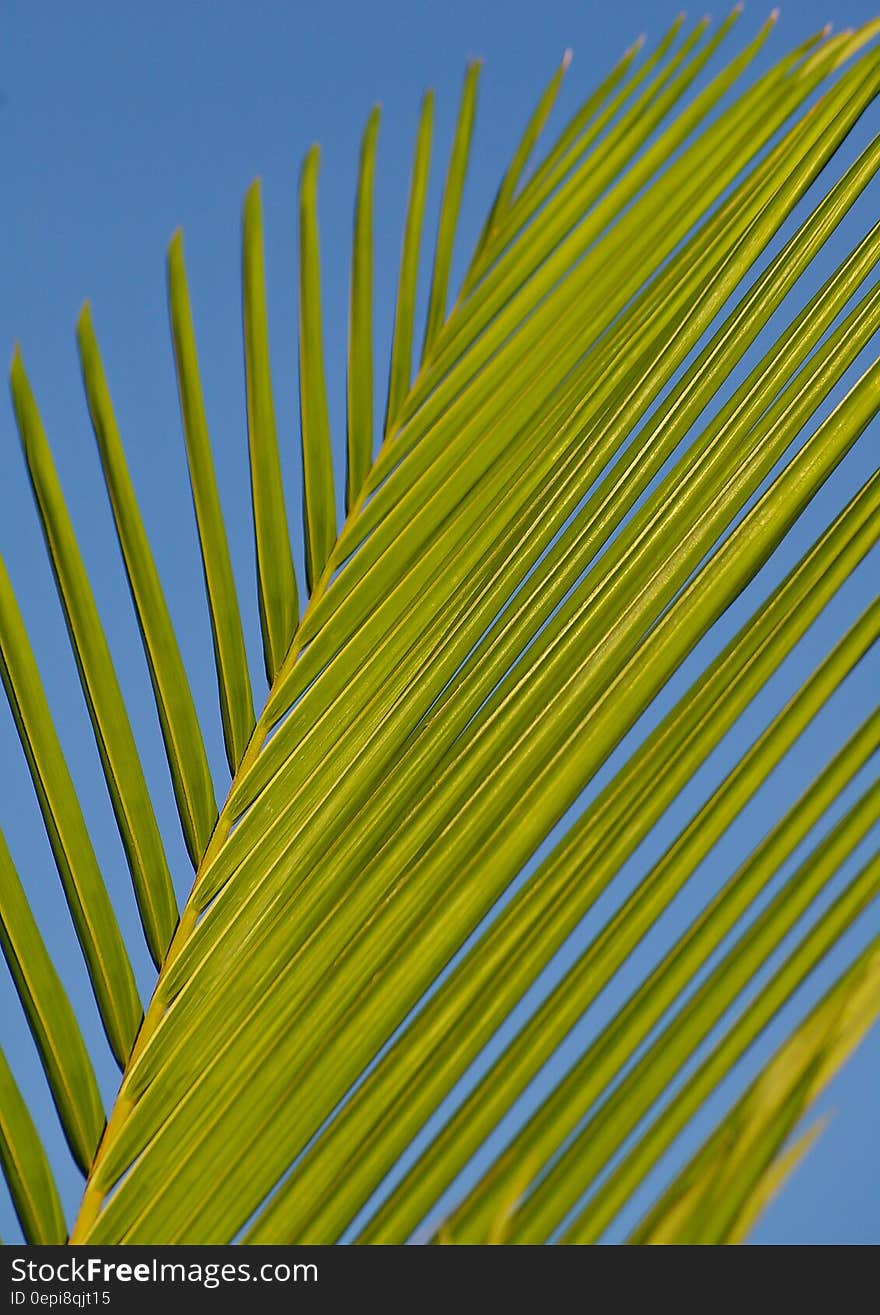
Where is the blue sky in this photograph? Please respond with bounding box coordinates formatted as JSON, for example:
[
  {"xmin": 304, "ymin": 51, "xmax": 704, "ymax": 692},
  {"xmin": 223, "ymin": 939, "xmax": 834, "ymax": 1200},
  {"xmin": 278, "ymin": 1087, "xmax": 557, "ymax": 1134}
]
[{"xmin": 1, "ymin": 0, "xmax": 878, "ymax": 1244}]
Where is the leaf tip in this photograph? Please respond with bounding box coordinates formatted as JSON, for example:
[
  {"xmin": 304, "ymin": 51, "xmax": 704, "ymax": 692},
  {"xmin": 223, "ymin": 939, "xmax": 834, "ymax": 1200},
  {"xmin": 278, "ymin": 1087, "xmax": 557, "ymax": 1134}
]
[
  {"xmin": 76, "ymin": 300, "xmax": 94, "ymax": 344},
  {"xmin": 561, "ymin": 47, "xmax": 574, "ymax": 70},
  {"xmin": 8, "ymin": 345, "xmax": 30, "ymax": 432},
  {"xmin": 243, "ymin": 177, "xmax": 263, "ymax": 225},
  {"xmin": 301, "ymin": 144, "xmax": 321, "ymax": 186},
  {"xmin": 9, "ymin": 341, "xmax": 23, "ymax": 381},
  {"xmin": 466, "ymin": 56, "xmax": 484, "ymax": 77},
  {"xmin": 363, "ymin": 104, "xmax": 381, "ymax": 148},
  {"xmin": 167, "ymin": 226, "xmax": 184, "ymax": 262}
]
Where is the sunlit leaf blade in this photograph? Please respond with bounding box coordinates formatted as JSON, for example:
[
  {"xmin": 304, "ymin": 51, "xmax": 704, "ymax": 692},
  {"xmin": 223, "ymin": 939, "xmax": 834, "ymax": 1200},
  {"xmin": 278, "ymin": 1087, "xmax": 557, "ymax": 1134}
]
[
  {"xmin": 1, "ymin": 15, "xmax": 877, "ymax": 1249},
  {"xmin": 720, "ymin": 1122, "xmax": 827, "ymax": 1246},
  {"xmin": 383, "ymin": 90, "xmax": 433, "ymax": 437},
  {"xmin": 242, "ymin": 180, "xmax": 300, "ymax": 681},
  {"xmin": 521, "ymin": 26, "xmax": 649, "ymax": 190},
  {"xmin": 462, "ymin": 16, "xmax": 681, "ymax": 291},
  {"xmin": 215, "ymin": 197, "xmax": 878, "ymax": 994},
  {"xmin": 633, "ymin": 938, "xmax": 880, "ymax": 1244},
  {"xmin": 0, "ymin": 830, "xmax": 104, "ymax": 1173},
  {"xmin": 79, "ymin": 346, "xmax": 880, "ymax": 1243},
  {"xmin": 76, "ymin": 305, "xmax": 218, "ymax": 868},
  {"xmin": 359, "ymin": 596, "xmax": 880, "ymax": 1244},
  {"xmin": 561, "ymin": 847, "xmax": 880, "ymax": 1244},
  {"xmin": 298, "ymin": 146, "xmax": 337, "ymax": 591},
  {"xmin": 167, "ymin": 231, "xmax": 256, "ymax": 774},
  {"xmin": 346, "ymin": 107, "xmax": 380, "ymax": 512},
  {"xmin": 395, "ymin": 16, "xmax": 862, "ymax": 480},
  {"xmin": 256, "ymin": 500, "xmax": 880, "ymax": 1242},
  {"xmin": 0, "ymin": 554, "xmax": 141, "ymax": 1069},
  {"xmin": 78, "ymin": 20, "xmax": 878, "ymax": 1209},
  {"xmin": 250, "ymin": 107, "xmax": 880, "ymax": 805},
  {"xmin": 0, "ymin": 1047, "xmax": 66, "ymax": 1244},
  {"xmin": 316, "ymin": 18, "xmax": 860, "ymax": 597},
  {"xmin": 227, "ymin": 129, "xmax": 880, "ymax": 889},
  {"xmin": 451, "ymin": 709, "xmax": 880, "ymax": 1242},
  {"xmin": 10, "ymin": 349, "xmax": 178, "ymax": 965},
  {"xmin": 399, "ymin": 10, "xmax": 739, "ymax": 439},
  {"xmin": 471, "ymin": 48, "xmax": 571, "ymax": 263},
  {"xmin": 636, "ymin": 1114, "xmax": 825, "ymax": 1247},
  {"xmin": 420, "ymin": 59, "xmax": 480, "ymax": 361},
  {"xmin": 203, "ymin": 266, "xmax": 878, "ymax": 971}
]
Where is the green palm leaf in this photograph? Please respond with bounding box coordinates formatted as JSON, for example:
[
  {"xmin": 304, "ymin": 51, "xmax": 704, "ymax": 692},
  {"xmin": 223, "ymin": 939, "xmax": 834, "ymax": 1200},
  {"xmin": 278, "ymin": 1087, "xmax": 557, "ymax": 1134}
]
[
  {"xmin": 421, "ymin": 58, "xmax": 480, "ymax": 361},
  {"xmin": 384, "ymin": 90, "xmax": 433, "ymax": 436},
  {"xmin": 0, "ymin": 1047, "xmax": 65, "ymax": 1245},
  {"xmin": 346, "ymin": 106, "xmax": 380, "ymax": 511},
  {"xmin": 10, "ymin": 350, "xmax": 178, "ymax": 964},
  {"xmin": 298, "ymin": 146, "xmax": 337, "ymax": 590},
  {"xmin": 0, "ymin": 831, "xmax": 104, "ymax": 1173},
  {"xmin": 167, "ymin": 232, "xmax": 256, "ymax": 775},
  {"xmin": 242, "ymin": 180, "xmax": 300, "ymax": 684},
  {"xmin": 76, "ymin": 306, "xmax": 218, "ymax": 867},
  {"xmin": 631, "ymin": 937, "xmax": 880, "ymax": 1245},
  {"xmin": 1, "ymin": 13, "xmax": 879, "ymax": 1246},
  {"xmin": 0, "ymin": 555, "xmax": 141, "ymax": 1068}
]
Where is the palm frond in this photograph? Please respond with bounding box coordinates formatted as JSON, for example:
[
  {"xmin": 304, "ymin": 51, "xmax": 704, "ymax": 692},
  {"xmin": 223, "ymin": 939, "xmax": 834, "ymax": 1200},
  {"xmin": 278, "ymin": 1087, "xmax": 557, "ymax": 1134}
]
[
  {"xmin": 384, "ymin": 90, "xmax": 433, "ymax": 435},
  {"xmin": 0, "ymin": 553, "xmax": 141, "ymax": 1066},
  {"xmin": 1, "ymin": 13, "xmax": 879, "ymax": 1246},
  {"xmin": 76, "ymin": 306, "xmax": 218, "ymax": 867},
  {"xmin": 421, "ymin": 59, "xmax": 480, "ymax": 361},
  {"xmin": 0, "ymin": 1046, "xmax": 65, "ymax": 1245},
  {"xmin": 241, "ymin": 180, "xmax": 300, "ymax": 684},
  {"xmin": 471, "ymin": 47, "xmax": 570, "ymax": 263},
  {"xmin": 0, "ymin": 831, "xmax": 104, "ymax": 1173},
  {"xmin": 10, "ymin": 350, "xmax": 178, "ymax": 964},
  {"xmin": 562, "ymin": 842, "xmax": 880, "ymax": 1244},
  {"xmin": 632, "ymin": 936, "xmax": 880, "ymax": 1244},
  {"xmin": 298, "ymin": 146, "xmax": 338, "ymax": 591},
  {"xmin": 336, "ymin": 581, "xmax": 880, "ymax": 1245},
  {"xmin": 346, "ymin": 106, "xmax": 380, "ymax": 511},
  {"xmin": 167, "ymin": 232, "xmax": 256, "ymax": 774}
]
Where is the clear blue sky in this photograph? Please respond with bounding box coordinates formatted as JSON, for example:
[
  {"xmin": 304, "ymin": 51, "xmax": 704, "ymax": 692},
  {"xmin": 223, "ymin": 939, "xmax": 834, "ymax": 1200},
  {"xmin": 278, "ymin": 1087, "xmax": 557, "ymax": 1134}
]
[{"xmin": 1, "ymin": 1, "xmax": 878, "ymax": 1244}]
